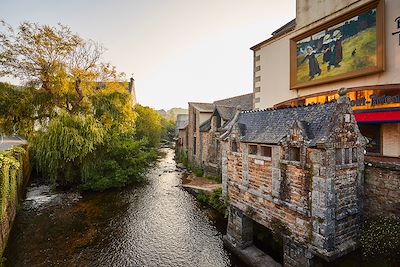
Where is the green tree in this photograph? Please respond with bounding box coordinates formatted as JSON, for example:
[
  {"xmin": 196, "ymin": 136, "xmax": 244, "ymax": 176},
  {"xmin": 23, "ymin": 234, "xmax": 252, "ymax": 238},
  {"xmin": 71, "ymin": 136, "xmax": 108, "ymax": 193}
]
[
  {"xmin": 31, "ymin": 112, "xmax": 104, "ymax": 185},
  {"xmin": 134, "ymin": 105, "xmax": 162, "ymax": 147},
  {"xmin": 0, "ymin": 21, "xmax": 158, "ymax": 191},
  {"xmin": 0, "ymin": 21, "xmax": 133, "ymax": 135}
]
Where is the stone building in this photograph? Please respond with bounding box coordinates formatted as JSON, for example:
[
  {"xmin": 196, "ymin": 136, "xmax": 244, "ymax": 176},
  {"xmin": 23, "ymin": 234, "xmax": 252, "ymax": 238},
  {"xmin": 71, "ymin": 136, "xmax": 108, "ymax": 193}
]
[
  {"xmin": 187, "ymin": 102, "xmax": 215, "ymax": 167},
  {"xmin": 176, "ymin": 123, "xmax": 188, "ymax": 155},
  {"xmin": 187, "ymin": 94, "xmax": 253, "ymax": 173},
  {"xmin": 198, "ymin": 94, "xmax": 254, "ymax": 176},
  {"xmin": 175, "ymin": 114, "xmax": 189, "ymax": 137},
  {"xmin": 221, "ymin": 91, "xmax": 366, "ymax": 266}
]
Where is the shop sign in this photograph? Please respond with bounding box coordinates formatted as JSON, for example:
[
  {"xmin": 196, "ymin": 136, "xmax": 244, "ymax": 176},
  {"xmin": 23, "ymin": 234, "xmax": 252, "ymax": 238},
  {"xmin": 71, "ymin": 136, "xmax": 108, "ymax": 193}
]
[{"xmin": 351, "ymin": 94, "xmax": 400, "ymax": 107}]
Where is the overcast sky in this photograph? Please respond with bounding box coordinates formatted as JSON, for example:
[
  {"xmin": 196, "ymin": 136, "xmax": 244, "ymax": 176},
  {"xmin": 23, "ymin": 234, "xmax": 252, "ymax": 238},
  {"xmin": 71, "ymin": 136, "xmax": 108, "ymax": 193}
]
[{"xmin": 0, "ymin": 0, "xmax": 295, "ymax": 110}]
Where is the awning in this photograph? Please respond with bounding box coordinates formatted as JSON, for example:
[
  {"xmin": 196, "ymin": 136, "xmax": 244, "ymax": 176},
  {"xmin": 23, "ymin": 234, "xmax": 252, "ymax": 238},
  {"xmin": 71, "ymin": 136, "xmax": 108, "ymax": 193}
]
[{"xmin": 355, "ymin": 109, "xmax": 400, "ymax": 123}]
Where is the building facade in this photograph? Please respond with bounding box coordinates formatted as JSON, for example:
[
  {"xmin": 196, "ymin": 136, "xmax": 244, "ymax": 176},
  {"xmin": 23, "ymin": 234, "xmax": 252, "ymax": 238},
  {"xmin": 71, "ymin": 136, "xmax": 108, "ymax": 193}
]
[
  {"xmin": 251, "ymin": 0, "xmax": 400, "ymax": 159},
  {"xmin": 187, "ymin": 94, "xmax": 253, "ymax": 173},
  {"xmin": 221, "ymin": 91, "xmax": 366, "ymax": 266}
]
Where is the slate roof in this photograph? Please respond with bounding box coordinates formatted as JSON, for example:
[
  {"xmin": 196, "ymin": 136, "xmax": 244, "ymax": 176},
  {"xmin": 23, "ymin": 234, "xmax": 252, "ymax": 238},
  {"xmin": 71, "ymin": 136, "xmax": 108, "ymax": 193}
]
[
  {"xmin": 189, "ymin": 102, "xmax": 215, "ymax": 112},
  {"xmin": 213, "ymin": 93, "xmax": 253, "ymax": 111},
  {"xmin": 271, "ymin": 19, "xmax": 296, "ymax": 37},
  {"xmin": 176, "ymin": 114, "xmax": 189, "ymax": 130},
  {"xmin": 237, "ymin": 102, "xmax": 337, "ymax": 146},
  {"xmin": 250, "ymin": 19, "xmax": 296, "ymax": 50},
  {"xmin": 0, "ymin": 136, "xmax": 27, "ymax": 152},
  {"xmin": 215, "ymin": 106, "xmax": 237, "ymax": 121},
  {"xmin": 199, "ymin": 120, "xmax": 211, "ymax": 132}
]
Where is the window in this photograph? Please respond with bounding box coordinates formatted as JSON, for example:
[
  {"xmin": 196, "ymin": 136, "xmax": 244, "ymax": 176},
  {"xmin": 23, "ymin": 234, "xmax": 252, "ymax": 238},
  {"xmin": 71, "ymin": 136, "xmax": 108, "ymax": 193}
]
[
  {"xmin": 255, "ymin": 65, "xmax": 261, "ymax": 72},
  {"xmin": 336, "ymin": 149, "xmax": 342, "ymax": 165},
  {"xmin": 260, "ymin": 146, "xmax": 272, "ymax": 157},
  {"xmin": 231, "ymin": 141, "xmax": 238, "ymax": 152},
  {"xmin": 336, "ymin": 148, "xmax": 356, "ymax": 165},
  {"xmin": 352, "ymin": 148, "xmax": 358, "ymax": 163},
  {"xmin": 255, "ymin": 55, "xmax": 260, "ymax": 61},
  {"xmin": 193, "ymin": 137, "xmax": 197, "ymax": 155},
  {"xmin": 344, "ymin": 148, "xmax": 350, "ymax": 164},
  {"xmin": 289, "ymin": 147, "xmax": 300, "ymax": 162},
  {"xmin": 254, "ymin": 86, "xmax": 261, "ymax": 93},
  {"xmin": 358, "ymin": 123, "xmax": 381, "ymax": 154},
  {"xmin": 248, "ymin": 144, "xmax": 258, "ymax": 155},
  {"xmin": 255, "ymin": 76, "xmax": 261, "ymax": 82}
]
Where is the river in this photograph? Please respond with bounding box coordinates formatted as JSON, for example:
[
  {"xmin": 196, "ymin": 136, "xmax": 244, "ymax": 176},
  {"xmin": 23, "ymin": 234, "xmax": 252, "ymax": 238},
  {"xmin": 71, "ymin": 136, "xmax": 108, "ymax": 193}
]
[{"xmin": 4, "ymin": 148, "xmax": 245, "ymax": 267}]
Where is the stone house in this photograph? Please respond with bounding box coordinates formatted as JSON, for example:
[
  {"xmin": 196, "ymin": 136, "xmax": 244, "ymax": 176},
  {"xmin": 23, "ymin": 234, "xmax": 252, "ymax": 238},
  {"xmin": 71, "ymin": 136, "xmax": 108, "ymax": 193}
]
[
  {"xmin": 221, "ymin": 91, "xmax": 366, "ymax": 266},
  {"xmin": 198, "ymin": 94, "xmax": 254, "ymax": 176},
  {"xmin": 187, "ymin": 93, "xmax": 253, "ymax": 170},
  {"xmin": 187, "ymin": 102, "xmax": 215, "ymax": 167},
  {"xmin": 176, "ymin": 123, "xmax": 188, "ymax": 156},
  {"xmin": 175, "ymin": 114, "xmax": 189, "ymax": 137}
]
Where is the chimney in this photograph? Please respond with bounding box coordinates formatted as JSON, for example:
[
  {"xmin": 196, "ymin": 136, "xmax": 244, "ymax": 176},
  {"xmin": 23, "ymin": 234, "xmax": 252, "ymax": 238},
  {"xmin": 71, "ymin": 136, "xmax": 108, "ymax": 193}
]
[{"xmin": 128, "ymin": 77, "xmax": 137, "ymax": 106}]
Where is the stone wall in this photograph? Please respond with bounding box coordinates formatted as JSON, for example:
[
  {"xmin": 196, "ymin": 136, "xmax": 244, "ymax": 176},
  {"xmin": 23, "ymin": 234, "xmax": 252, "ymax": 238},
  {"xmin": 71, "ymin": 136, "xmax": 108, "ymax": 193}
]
[
  {"xmin": 187, "ymin": 105, "xmax": 196, "ymax": 165},
  {"xmin": 0, "ymin": 145, "xmax": 30, "ymax": 255},
  {"xmin": 226, "ymin": 142, "xmax": 312, "ymax": 241},
  {"xmin": 364, "ymin": 159, "xmax": 400, "ymax": 217}
]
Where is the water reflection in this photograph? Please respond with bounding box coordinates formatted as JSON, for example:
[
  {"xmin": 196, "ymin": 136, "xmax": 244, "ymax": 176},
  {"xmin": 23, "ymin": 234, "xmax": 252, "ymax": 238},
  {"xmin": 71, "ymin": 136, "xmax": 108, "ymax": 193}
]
[{"xmin": 5, "ymin": 148, "xmax": 244, "ymax": 267}]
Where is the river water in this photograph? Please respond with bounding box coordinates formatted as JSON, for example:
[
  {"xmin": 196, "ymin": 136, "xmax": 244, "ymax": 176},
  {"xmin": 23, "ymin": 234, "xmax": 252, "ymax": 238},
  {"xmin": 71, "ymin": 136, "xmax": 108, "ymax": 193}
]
[{"xmin": 4, "ymin": 148, "xmax": 245, "ymax": 267}]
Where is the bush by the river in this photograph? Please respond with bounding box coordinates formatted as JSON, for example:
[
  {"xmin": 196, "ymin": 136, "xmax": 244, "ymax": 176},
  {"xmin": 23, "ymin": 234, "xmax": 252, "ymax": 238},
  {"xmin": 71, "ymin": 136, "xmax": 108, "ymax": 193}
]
[
  {"xmin": 30, "ymin": 108, "xmax": 166, "ymax": 191},
  {"xmin": 359, "ymin": 216, "xmax": 400, "ymax": 264},
  {"xmin": 196, "ymin": 188, "xmax": 227, "ymax": 217}
]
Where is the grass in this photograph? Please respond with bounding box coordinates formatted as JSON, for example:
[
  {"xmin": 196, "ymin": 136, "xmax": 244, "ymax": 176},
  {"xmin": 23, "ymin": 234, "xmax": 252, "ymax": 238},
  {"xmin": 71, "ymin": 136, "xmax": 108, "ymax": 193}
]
[{"xmin": 296, "ymin": 27, "xmax": 377, "ymax": 84}]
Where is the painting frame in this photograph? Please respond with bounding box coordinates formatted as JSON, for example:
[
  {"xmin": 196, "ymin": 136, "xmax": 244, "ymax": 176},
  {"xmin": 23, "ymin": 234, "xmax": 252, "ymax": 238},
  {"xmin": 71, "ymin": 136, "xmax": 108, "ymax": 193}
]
[{"xmin": 290, "ymin": 0, "xmax": 384, "ymax": 90}]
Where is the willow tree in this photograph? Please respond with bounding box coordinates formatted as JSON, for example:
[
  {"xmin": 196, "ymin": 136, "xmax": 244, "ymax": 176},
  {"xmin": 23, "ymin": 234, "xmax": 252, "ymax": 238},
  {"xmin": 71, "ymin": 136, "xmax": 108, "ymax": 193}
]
[
  {"xmin": 0, "ymin": 20, "xmax": 135, "ymax": 135},
  {"xmin": 0, "ymin": 21, "xmax": 140, "ymax": 189}
]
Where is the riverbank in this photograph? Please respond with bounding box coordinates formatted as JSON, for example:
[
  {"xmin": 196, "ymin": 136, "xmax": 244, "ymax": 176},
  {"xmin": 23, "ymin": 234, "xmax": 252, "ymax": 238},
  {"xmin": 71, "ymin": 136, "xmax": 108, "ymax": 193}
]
[{"xmin": 0, "ymin": 145, "xmax": 30, "ymax": 257}]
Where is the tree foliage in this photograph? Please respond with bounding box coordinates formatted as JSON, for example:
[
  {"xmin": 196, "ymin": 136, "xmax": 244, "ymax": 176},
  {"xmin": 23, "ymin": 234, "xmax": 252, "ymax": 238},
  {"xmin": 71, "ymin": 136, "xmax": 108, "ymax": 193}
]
[
  {"xmin": 0, "ymin": 21, "xmax": 161, "ymax": 191},
  {"xmin": 31, "ymin": 112, "xmax": 104, "ymax": 185},
  {"xmin": 80, "ymin": 134, "xmax": 157, "ymax": 191},
  {"xmin": 134, "ymin": 105, "xmax": 163, "ymax": 147},
  {"xmin": 0, "ymin": 21, "xmax": 132, "ymax": 136}
]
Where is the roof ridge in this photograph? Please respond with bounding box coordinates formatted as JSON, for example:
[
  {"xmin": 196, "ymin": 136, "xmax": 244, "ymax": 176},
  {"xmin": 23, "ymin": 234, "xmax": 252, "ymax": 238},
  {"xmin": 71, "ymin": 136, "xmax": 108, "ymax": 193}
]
[
  {"xmin": 213, "ymin": 92, "xmax": 253, "ymax": 103},
  {"xmin": 240, "ymin": 101, "xmax": 337, "ymax": 114}
]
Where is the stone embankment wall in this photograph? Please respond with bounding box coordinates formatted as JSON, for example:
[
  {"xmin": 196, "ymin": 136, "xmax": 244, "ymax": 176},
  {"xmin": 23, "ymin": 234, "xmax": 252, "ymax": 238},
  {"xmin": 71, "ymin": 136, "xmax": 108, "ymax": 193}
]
[
  {"xmin": 364, "ymin": 159, "xmax": 400, "ymax": 217},
  {"xmin": 0, "ymin": 145, "xmax": 30, "ymax": 255}
]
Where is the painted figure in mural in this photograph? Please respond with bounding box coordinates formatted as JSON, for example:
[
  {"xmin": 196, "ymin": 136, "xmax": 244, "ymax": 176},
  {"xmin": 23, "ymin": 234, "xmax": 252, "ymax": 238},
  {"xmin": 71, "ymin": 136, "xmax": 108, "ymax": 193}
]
[
  {"xmin": 322, "ymin": 34, "xmax": 332, "ymax": 63},
  {"xmin": 300, "ymin": 46, "xmax": 321, "ymax": 80},
  {"xmin": 328, "ymin": 30, "xmax": 343, "ymax": 71}
]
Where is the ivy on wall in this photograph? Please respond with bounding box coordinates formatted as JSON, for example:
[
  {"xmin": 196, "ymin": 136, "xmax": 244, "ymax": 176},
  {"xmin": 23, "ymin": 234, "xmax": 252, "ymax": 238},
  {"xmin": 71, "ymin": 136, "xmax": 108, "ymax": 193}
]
[{"xmin": 0, "ymin": 146, "xmax": 26, "ymax": 219}]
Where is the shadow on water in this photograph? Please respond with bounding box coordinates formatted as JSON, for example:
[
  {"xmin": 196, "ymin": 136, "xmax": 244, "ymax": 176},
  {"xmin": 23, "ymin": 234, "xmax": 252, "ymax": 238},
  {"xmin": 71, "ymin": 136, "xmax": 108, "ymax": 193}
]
[{"xmin": 4, "ymin": 148, "xmax": 246, "ymax": 267}]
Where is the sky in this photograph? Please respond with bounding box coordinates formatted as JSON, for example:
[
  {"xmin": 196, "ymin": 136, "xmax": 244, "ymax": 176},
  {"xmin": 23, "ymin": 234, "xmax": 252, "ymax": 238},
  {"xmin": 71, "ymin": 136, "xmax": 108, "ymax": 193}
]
[{"xmin": 0, "ymin": 0, "xmax": 296, "ymax": 110}]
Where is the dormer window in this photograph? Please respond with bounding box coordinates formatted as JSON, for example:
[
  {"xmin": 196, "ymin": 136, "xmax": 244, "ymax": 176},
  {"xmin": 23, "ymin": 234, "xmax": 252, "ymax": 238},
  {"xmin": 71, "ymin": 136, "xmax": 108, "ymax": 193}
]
[{"xmin": 289, "ymin": 147, "xmax": 300, "ymax": 162}]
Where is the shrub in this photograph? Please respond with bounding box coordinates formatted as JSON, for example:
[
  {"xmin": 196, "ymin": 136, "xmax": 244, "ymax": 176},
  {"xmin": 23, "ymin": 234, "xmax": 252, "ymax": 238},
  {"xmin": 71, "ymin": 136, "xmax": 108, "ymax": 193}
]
[
  {"xmin": 196, "ymin": 188, "xmax": 227, "ymax": 217},
  {"xmin": 208, "ymin": 188, "xmax": 227, "ymax": 217},
  {"xmin": 196, "ymin": 192, "xmax": 208, "ymax": 204},
  {"xmin": 192, "ymin": 168, "xmax": 204, "ymax": 177},
  {"xmin": 359, "ymin": 216, "xmax": 400, "ymax": 264},
  {"xmin": 80, "ymin": 134, "xmax": 157, "ymax": 191}
]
